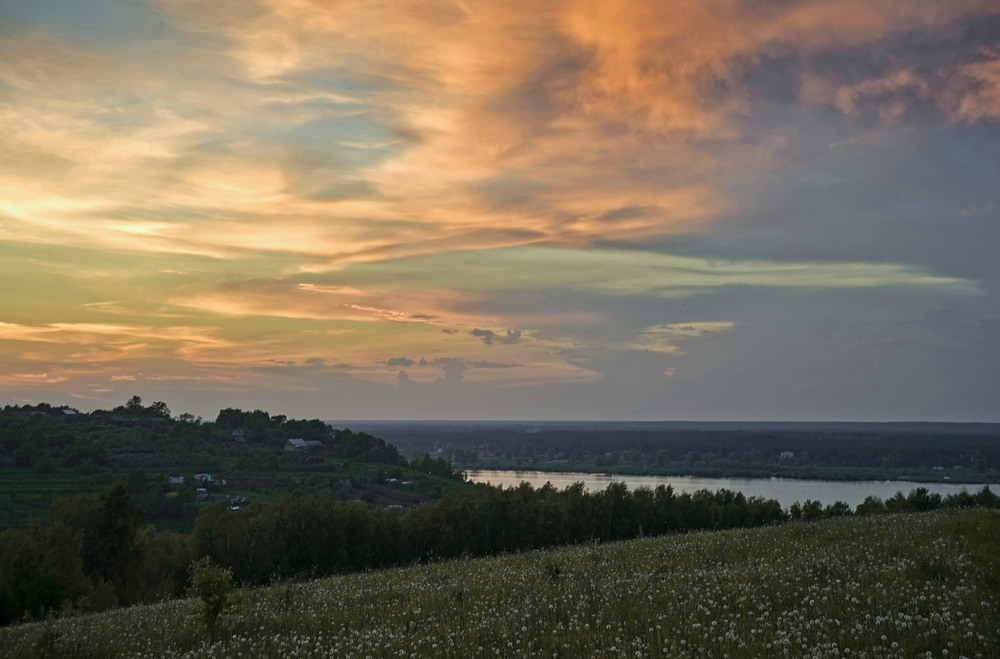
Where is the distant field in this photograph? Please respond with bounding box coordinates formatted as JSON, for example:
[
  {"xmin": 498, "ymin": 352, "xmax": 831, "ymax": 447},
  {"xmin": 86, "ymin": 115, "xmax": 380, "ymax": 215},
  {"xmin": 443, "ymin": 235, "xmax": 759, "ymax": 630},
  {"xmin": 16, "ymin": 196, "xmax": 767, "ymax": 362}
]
[
  {"xmin": 3, "ymin": 508, "xmax": 997, "ymax": 658},
  {"xmin": 0, "ymin": 468, "xmax": 117, "ymax": 529}
]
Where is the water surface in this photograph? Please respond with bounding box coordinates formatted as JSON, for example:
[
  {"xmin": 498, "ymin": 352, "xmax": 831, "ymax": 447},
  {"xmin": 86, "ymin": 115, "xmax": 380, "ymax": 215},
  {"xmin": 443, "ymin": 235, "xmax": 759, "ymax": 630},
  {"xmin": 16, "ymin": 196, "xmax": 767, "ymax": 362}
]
[{"xmin": 464, "ymin": 469, "xmax": 997, "ymax": 509}]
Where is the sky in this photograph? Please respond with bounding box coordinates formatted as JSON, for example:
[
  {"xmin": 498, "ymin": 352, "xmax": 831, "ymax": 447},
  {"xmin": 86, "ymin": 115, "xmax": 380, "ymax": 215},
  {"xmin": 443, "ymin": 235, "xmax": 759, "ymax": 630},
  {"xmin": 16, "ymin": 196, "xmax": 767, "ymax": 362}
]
[{"xmin": 1, "ymin": 0, "xmax": 999, "ymax": 422}]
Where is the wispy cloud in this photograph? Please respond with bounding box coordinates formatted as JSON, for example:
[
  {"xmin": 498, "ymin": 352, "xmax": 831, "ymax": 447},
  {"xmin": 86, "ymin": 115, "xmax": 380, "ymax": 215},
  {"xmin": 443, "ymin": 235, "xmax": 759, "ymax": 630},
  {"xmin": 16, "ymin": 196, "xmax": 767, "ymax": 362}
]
[{"xmin": 1, "ymin": 0, "xmax": 998, "ymax": 419}]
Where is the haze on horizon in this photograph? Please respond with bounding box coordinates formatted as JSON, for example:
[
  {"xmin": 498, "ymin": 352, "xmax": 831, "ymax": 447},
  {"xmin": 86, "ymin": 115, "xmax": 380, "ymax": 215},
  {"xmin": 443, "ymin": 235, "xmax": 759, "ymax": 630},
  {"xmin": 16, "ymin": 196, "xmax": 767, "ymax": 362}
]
[{"xmin": 1, "ymin": 1, "xmax": 999, "ymax": 422}]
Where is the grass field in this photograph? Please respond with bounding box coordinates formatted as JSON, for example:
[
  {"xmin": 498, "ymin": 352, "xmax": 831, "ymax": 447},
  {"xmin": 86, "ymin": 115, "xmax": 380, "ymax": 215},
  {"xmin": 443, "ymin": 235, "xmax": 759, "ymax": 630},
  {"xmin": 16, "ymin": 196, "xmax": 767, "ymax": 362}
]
[
  {"xmin": 0, "ymin": 468, "xmax": 121, "ymax": 530},
  {"xmin": 2, "ymin": 509, "xmax": 997, "ymax": 658}
]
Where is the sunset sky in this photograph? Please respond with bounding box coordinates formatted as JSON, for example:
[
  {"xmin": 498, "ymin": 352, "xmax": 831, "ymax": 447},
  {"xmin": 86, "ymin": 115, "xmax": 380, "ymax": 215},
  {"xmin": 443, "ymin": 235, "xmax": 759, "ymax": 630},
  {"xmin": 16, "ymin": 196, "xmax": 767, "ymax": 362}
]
[{"xmin": 1, "ymin": 0, "xmax": 999, "ymax": 421}]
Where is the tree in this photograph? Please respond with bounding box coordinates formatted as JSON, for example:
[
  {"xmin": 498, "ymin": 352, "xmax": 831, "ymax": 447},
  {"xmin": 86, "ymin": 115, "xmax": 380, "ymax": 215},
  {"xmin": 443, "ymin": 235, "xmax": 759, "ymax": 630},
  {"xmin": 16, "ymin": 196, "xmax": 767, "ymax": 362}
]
[
  {"xmin": 0, "ymin": 527, "xmax": 87, "ymax": 623},
  {"xmin": 855, "ymin": 496, "xmax": 885, "ymax": 516},
  {"xmin": 187, "ymin": 557, "xmax": 233, "ymax": 639},
  {"xmin": 147, "ymin": 401, "xmax": 171, "ymax": 419},
  {"xmin": 800, "ymin": 500, "xmax": 824, "ymax": 521},
  {"xmin": 60, "ymin": 482, "xmax": 145, "ymax": 605},
  {"xmin": 906, "ymin": 487, "xmax": 942, "ymax": 512},
  {"xmin": 411, "ymin": 454, "xmax": 463, "ymax": 480},
  {"xmin": 215, "ymin": 408, "xmax": 247, "ymax": 429}
]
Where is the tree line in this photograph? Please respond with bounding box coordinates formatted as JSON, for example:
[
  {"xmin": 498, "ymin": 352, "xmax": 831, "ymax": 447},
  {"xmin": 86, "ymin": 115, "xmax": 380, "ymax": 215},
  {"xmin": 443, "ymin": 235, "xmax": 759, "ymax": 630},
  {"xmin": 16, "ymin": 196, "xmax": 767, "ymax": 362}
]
[
  {"xmin": 365, "ymin": 422, "xmax": 1000, "ymax": 481},
  {"xmin": 2, "ymin": 478, "xmax": 998, "ymax": 625}
]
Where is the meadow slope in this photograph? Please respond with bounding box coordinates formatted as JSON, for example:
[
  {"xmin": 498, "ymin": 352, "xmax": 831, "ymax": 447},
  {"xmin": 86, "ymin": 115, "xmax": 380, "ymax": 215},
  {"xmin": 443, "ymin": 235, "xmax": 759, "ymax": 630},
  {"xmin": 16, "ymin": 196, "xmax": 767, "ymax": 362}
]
[{"xmin": 2, "ymin": 509, "xmax": 998, "ymax": 658}]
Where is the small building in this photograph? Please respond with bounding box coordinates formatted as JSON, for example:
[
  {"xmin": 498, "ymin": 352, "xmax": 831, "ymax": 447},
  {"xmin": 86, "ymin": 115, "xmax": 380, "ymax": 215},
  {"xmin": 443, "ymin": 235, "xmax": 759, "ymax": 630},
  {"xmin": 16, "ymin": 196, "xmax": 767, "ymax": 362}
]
[
  {"xmin": 168, "ymin": 476, "xmax": 185, "ymax": 485},
  {"xmin": 285, "ymin": 438, "xmax": 308, "ymax": 452},
  {"xmin": 284, "ymin": 438, "xmax": 326, "ymax": 452}
]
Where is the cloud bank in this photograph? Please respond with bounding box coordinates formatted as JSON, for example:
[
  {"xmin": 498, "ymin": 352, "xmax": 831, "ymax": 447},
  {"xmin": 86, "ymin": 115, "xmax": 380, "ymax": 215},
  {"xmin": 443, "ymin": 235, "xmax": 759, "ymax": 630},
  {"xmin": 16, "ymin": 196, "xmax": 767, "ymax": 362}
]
[{"xmin": 1, "ymin": 0, "xmax": 998, "ymax": 420}]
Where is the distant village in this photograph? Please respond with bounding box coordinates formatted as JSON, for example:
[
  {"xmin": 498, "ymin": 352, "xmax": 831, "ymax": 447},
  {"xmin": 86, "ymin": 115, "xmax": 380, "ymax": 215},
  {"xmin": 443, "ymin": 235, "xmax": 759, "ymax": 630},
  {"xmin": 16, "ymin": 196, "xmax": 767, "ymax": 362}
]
[{"xmin": 1, "ymin": 403, "xmax": 431, "ymax": 512}]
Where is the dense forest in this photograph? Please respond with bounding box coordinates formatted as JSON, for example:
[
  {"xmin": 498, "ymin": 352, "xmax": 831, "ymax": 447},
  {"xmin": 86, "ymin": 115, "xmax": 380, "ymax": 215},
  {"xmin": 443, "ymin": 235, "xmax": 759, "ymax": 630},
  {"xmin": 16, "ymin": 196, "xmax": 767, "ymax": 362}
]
[{"xmin": 353, "ymin": 420, "xmax": 1000, "ymax": 482}]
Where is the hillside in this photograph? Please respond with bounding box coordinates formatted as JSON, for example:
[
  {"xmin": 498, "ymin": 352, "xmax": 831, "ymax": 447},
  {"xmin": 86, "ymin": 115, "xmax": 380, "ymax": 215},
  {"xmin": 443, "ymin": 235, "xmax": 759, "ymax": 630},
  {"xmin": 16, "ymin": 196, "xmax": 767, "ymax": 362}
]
[
  {"xmin": 2, "ymin": 509, "xmax": 997, "ymax": 658},
  {"xmin": 0, "ymin": 400, "xmax": 466, "ymax": 531}
]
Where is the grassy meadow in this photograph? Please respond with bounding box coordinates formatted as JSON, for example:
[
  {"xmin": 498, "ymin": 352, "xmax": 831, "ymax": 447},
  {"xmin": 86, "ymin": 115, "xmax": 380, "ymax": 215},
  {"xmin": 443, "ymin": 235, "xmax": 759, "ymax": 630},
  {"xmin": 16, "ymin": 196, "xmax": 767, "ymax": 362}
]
[{"xmin": 2, "ymin": 509, "xmax": 997, "ymax": 658}]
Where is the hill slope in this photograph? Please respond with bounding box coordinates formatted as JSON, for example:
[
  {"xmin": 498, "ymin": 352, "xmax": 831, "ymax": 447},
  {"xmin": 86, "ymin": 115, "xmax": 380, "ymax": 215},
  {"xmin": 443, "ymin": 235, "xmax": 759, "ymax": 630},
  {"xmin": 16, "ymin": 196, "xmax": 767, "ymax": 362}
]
[{"xmin": 2, "ymin": 509, "xmax": 998, "ymax": 658}]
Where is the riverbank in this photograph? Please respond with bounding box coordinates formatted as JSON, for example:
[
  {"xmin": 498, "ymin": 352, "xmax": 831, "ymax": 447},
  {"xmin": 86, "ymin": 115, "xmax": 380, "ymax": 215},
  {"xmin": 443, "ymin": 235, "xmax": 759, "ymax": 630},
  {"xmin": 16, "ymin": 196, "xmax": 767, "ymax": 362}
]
[
  {"xmin": 344, "ymin": 420, "xmax": 1000, "ymax": 487},
  {"xmin": 465, "ymin": 468, "xmax": 999, "ymax": 509},
  {"xmin": 464, "ymin": 459, "xmax": 998, "ymax": 484}
]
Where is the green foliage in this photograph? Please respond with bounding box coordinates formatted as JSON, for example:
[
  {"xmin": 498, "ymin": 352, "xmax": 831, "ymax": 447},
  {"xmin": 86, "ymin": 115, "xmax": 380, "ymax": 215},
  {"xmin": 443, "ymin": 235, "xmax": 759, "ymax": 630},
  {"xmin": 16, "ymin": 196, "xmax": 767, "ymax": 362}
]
[
  {"xmin": 331, "ymin": 428, "xmax": 407, "ymax": 465},
  {"xmin": 0, "ymin": 525, "xmax": 86, "ymax": 624},
  {"xmin": 186, "ymin": 557, "xmax": 232, "ymax": 639},
  {"xmin": 0, "ymin": 483, "xmax": 192, "ymax": 625},
  {"xmin": 108, "ymin": 396, "xmax": 171, "ymax": 420},
  {"xmin": 410, "ymin": 453, "xmax": 463, "ymax": 480},
  {"xmin": 33, "ymin": 457, "xmax": 54, "ymax": 475},
  {"xmin": 77, "ymin": 482, "xmax": 145, "ymax": 600}
]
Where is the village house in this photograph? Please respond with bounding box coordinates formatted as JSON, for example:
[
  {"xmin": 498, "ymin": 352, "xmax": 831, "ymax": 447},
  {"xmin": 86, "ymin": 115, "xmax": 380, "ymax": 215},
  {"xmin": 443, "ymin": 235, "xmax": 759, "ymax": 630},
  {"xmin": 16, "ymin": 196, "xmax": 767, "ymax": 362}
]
[
  {"xmin": 225, "ymin": 495, "xmax": 250, "ymax": 510},
  {"xmin": 284, "ymin": 438, "xmax": 326, "ymax": 452}
]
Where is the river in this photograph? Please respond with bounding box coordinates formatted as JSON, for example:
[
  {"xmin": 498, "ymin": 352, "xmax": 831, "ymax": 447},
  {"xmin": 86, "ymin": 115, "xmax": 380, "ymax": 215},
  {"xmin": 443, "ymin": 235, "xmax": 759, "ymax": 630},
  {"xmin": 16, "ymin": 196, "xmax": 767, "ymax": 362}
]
[{"xmin": 464, "ymin": 469, "xmax": 998, "ymax": 509}]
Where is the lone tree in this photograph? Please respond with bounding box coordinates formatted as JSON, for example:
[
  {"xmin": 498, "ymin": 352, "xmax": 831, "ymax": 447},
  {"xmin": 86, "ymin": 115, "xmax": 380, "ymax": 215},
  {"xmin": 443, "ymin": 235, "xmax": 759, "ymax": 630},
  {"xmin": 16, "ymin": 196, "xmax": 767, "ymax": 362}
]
[{"xmin": 187, "ymin": 557, "xmax": 233, "ymax": 639}]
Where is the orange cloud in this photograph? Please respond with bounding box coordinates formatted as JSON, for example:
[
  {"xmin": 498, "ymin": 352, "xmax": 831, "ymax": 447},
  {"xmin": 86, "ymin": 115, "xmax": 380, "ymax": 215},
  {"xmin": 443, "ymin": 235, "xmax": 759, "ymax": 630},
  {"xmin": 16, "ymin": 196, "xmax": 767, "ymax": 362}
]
[
  {"xmin": 5, "ymin": 0, "xmax": 993, "ymax": 272},
  {"xmin": 948, "ymin": 49, "xmax": 1000, "ymax": 123},
  {"xmin": 2, "ymin": 0, "xmax": 997, "ymax": 416}
]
